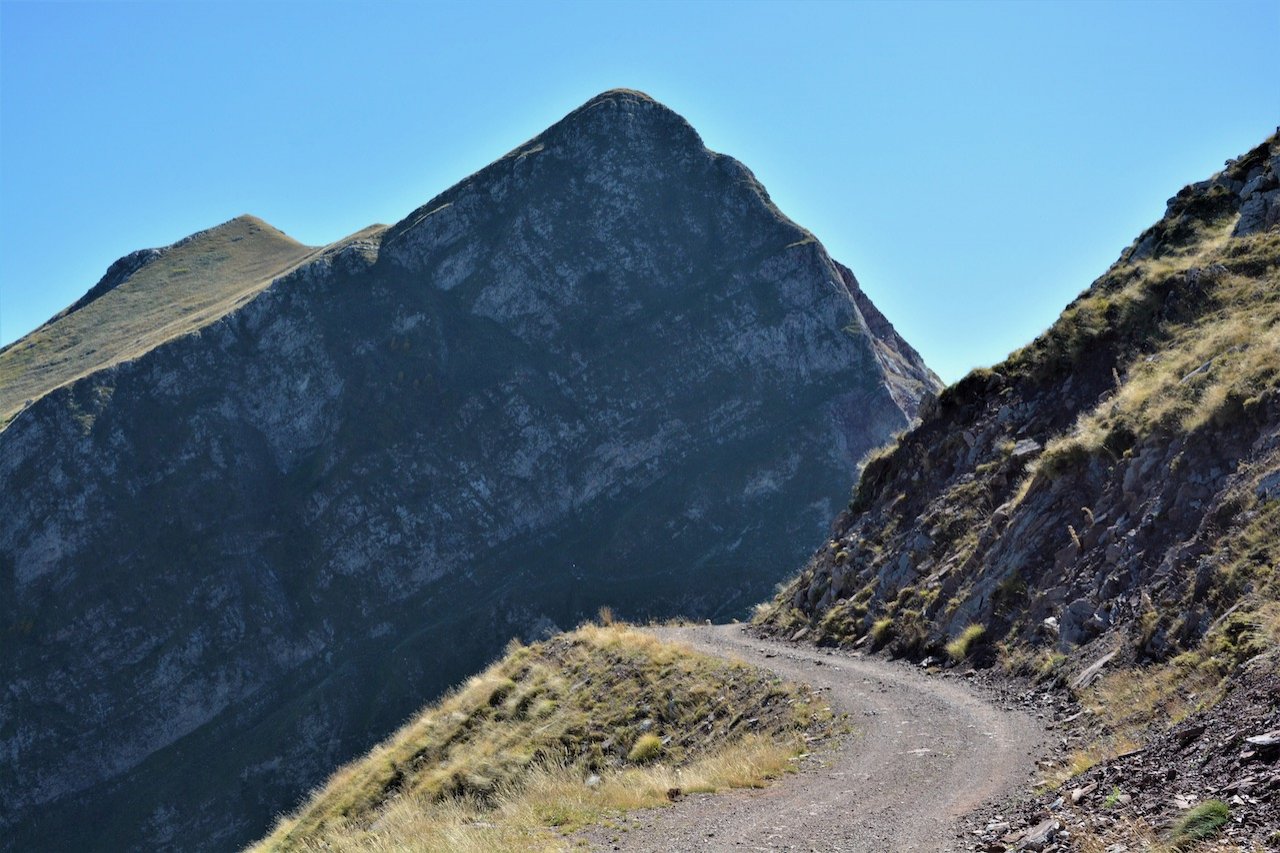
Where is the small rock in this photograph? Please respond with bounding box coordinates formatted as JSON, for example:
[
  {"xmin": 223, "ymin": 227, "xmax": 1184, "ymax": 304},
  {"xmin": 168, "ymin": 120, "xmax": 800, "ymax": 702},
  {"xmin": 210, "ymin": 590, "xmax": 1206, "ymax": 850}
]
[
  {"xmin": 1011, "ymin": 439, "xmax": 1041, "ymax": 460},
  {"xmin": 1070, "ymin": 782, "xmax": 1098, "ymax": 804},
  {"xmin": 1019, "ymin": 818, "xmax": 1059, "ymax": 850},
  {"xmin": 1254, "ymin": 471, "xmax": 1280, "ymax": 502},
  {"xmin": 1175, "ymin": 722, "xmax": 1206, "ymax": 747},
  {"xmin": 1071, "ymin": 649, "xmax": 1117, "ymax": 690}
]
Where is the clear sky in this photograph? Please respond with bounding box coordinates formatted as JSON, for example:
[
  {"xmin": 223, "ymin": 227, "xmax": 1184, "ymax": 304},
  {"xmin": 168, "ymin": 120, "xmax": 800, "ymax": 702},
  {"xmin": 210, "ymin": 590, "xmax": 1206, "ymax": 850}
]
[{"xmin": 1, "ymin": 0, "xmax": 1276, "ymax": 382}]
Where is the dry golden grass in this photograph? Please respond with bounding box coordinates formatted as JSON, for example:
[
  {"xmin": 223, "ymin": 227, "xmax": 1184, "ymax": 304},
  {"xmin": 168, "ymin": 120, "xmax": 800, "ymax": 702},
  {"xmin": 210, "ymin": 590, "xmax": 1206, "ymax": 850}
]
[
  {"xmin": 944, "ymin": 623, "xmax": 986, "ymax": 662},
  {"xmin": 251, "ymin": 623, "xmax": 822, "ymax": 852},
  {"xmin": 1036, "ymin": 224, "xmax": 1280, "ymax": 469},
  {"xmin": 1070, "ymin": 812, "xmax": 1166, "ymax": 852},
  {"xmin": 0, "ymin": 217, "xmax": 386, "ymax": 428},
  {"xmin": 277, "ymin": 736, "xmax": 795, "ymax": 853},
  {"xmin": 1086, "ymin": 652, "xmax": 1226, "ymax": 740},
  {"xmin": 1064, "ymin": 601, "xmax": 1280, "ymax": 792}
]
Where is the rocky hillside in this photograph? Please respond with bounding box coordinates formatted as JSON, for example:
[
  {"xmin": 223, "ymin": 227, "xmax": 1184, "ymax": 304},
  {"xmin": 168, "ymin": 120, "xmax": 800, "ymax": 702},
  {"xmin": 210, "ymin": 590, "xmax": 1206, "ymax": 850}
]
[
  {"xmin": 0, "ymin": 89, "xmax": 936, "ymax": 851},
  {"xmin": 760, "ymin": 134, "xmax": 1280, "ymax": 847}
]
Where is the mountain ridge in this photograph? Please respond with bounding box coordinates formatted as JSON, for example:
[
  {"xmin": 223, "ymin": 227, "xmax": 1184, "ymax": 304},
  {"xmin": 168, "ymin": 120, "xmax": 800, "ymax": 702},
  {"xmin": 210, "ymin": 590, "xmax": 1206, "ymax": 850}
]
[
  {"xmin": 0, "ymin": 89, "xmax": 937, "ymax": 851},
  {"xmin": 240, "ymin": 130, "xmax": 1280, "ymax": 853},
  {"xmin": 0, "ymin": 214, "xmax": 317, "ymax": 426}
]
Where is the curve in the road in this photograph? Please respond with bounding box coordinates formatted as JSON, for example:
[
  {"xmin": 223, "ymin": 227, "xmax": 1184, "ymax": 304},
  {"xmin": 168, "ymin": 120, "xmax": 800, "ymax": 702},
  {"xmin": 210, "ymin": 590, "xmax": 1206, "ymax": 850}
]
[{"xmin": 582, "ymin": 623, "xmax": 1047, "ymax": 853}]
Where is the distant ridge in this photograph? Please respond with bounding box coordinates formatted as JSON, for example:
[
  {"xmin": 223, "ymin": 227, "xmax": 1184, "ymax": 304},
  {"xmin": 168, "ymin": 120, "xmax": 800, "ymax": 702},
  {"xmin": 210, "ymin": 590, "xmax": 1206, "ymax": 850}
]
[
  {"xmin": 0, "ymin": 215, "xmax": 318, "ymax": 424},
  {"xmin": 0, "ymin": 217, "xmax": 393, "ymax": 428}
]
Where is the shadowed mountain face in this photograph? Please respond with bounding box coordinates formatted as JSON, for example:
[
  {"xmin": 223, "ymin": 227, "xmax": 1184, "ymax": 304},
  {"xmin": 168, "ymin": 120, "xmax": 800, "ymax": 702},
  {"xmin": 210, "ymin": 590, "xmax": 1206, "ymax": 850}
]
[{"xmin": 0, "ymin": 90, "xmax": 937, "ymax": 850}]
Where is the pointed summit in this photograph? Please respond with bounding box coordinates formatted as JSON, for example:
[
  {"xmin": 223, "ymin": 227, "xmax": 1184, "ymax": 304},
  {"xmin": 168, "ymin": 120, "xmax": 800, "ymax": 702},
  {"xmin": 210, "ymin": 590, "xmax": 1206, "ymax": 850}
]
[
  {"xmin": 382, "ymin": 89, "xmax": 711, "ymax": 256},
  {"xmin": 0, "ymin": 91, "xmax": 937, "ymax": 851},
  {"xmin": 543, "ymin": 88, "xmax": 706, "ymax": 155},
  {"xmin": 555, "ymin": 87, "xmax": 693, "ymax": 132}
]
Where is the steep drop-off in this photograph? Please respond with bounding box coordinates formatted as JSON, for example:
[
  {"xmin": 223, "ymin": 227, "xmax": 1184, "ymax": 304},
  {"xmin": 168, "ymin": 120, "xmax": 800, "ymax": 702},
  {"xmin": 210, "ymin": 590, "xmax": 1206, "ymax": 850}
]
[{"xmin": 0, "ymin": 90, "xmax": 936, "ymax": 850}]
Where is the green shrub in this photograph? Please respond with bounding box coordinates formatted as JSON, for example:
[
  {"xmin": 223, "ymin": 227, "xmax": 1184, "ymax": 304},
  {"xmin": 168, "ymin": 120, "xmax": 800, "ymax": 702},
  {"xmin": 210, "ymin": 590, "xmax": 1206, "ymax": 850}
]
[{"xmin": 1170, "ymin": 799, "xmax": 1228, "ymax": 846}]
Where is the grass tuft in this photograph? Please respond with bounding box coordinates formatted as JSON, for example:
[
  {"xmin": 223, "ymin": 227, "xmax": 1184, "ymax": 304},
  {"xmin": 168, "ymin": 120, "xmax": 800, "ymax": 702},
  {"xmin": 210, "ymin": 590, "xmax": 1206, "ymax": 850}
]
[
  {"xmin": 626, "ymin": 733, "xmax": 663, "ymax": 764},
  {"xmin": 1169, "ymin": 799, "xmax": 1229, "ymax": 847},
  {"xmin": 945, "ymin": 624, "xmax": 986, "ymax": 662}
]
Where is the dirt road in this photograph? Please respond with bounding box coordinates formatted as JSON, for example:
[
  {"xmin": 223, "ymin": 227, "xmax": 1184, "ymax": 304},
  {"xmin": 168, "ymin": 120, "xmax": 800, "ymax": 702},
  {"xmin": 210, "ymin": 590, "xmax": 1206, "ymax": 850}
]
[{"xmin": 581, "ymin": 623, "xmax": 1046, "ymax": 852}]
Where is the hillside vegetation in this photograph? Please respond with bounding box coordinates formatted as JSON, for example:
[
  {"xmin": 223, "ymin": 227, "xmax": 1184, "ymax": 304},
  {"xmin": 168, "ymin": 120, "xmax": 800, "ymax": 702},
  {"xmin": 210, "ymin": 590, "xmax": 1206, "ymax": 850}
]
[
  {"xmin": 759, "ymin": 134, "xmax": 1280, "ymax": 847},
  {"xmin": 0, "ymin": 218, "xmax": 392, "ymax": 429},
  {"xmin": 0, "ymin": 215, "xmax": 316, "ymax": 426},
  {"xmin": 252, "ymin": 621, "xmax": 829, "ymax": 852}
]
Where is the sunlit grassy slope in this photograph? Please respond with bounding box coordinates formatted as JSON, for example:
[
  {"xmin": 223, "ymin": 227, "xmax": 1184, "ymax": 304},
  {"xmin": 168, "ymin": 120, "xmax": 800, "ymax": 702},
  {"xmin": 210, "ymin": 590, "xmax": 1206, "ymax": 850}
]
[
  {"xmin": 0, "ymin": 215, "xmax": 315, "ymax": 426},
  {"xmin": 252, "ymin": 622, "xmax": 829, "ymax": 852},
  {"xmin": 1024, "ymin": 223, "xmax": 1280, "ymax": 472}
]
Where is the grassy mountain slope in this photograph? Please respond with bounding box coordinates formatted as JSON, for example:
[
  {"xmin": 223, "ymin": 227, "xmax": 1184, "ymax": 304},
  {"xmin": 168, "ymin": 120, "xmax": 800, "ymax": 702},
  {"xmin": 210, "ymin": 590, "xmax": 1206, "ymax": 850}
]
[
  {"xmin": 251, "ymin": 621, "xmax": 829, "ymax": 852},
  {"xmin": 0, "ymin": 215, "xmax": 317, "ymax": 426},
  {"xmin": 758, "ymin": 134, "xmax": 1280, "ymax": 847},
  {"xmin": 760, "ymin": 133, "xmax": 1279, "ymax": 658},
  {"xmin": 0, "ymin": 218, "xmax": 389, "ymax": 429}
]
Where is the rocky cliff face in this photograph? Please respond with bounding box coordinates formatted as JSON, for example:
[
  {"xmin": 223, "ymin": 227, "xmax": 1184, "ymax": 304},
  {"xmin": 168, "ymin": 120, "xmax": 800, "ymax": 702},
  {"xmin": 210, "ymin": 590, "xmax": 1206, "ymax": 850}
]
[
  {"xmin": 762, "ymin": 133, "xmax": 1280, "ymax": 663},
  {"xmin": 0, "ymin": 90, "xmax": 937, "ymax": 850}
]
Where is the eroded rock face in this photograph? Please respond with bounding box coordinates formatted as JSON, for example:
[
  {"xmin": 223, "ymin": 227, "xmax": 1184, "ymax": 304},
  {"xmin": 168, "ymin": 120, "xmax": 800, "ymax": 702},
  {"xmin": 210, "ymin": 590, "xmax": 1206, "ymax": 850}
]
[
  {"xmin": 763, "ymin": 134, "xmax": 1280, "ymax": 667},
  {"xmin": 0, "ymin": 90, "xmax": 937, "ymax": 850}
]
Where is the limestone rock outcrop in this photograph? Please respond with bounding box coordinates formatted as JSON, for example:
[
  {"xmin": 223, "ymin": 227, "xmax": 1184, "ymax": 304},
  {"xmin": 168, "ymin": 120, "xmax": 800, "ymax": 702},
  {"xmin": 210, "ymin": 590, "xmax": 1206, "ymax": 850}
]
[{"xmin": 0, "ymin": 90, "xmax": 937, "ymax": 850}]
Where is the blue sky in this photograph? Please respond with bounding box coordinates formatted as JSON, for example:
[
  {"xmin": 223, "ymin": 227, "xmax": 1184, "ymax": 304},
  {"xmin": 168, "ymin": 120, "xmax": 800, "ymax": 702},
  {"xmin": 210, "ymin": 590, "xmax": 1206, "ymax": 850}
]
[{"xmin": 1, "ymin": 0, "xmax": 1276, "ymax": 382}]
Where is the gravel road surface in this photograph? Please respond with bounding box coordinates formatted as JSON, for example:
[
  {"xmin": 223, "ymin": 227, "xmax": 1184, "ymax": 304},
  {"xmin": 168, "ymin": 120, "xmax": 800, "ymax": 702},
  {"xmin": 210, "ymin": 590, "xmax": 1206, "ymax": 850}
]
[{"xmin": 580, "ymin": 623, "xmax": 1046, "ymax": 852}]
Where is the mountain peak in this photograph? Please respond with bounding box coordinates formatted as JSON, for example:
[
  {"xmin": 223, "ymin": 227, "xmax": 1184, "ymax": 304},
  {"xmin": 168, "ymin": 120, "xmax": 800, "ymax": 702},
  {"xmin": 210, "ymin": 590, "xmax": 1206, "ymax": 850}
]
[
  {"xmin": 583, "ymin": 87, "xmax": 661, "ymax": 106},
  {"xmin": 382, "ymin": 91, "xmax": 711, "ymax": 258},
  {"xmin": 172, "ymin": 213, "xmax": 298, "ymax": 249},
  {"xmin": 0, "ymin": 88, "xmax": 939, "ymax": 851},
  {"xmin": 552, "ymin": 88, "xmax": 698, "ymax": 139}
]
